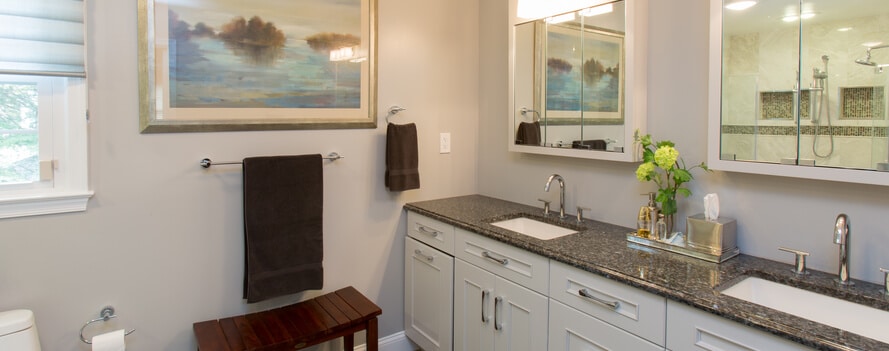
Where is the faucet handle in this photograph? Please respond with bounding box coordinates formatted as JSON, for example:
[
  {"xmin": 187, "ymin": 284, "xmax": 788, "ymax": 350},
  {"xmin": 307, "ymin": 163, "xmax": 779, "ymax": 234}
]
[
  {"xmin": 880, "ymin": 268, "xmax": 889, "ymax": 295},
  {"xmin": 779, "ymin": 247, "xmax": 810, "ymax": 275},
  {"xmin": 537, "ymin": 199, "xmax": 551, "ymax": 216},
  {"xmin": 576, "ymin": 206, "xmax": 591, "ymax": 223}
]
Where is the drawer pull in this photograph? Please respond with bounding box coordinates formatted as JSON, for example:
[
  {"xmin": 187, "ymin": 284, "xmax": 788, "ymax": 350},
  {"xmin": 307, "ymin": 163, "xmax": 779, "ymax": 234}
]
[
  {"xmin": 494, "ymin": 296, "xmax": 503, "ymax": 331},
  {"xmin": 417, "ymin": 225, "xmax": 440, "ymax": 237},
  {"xmin": 578, "ymin": 288, "xmax": 620, "ymax": 311},
  {"xmin": 481, "ymin": 290, "xmax": 491, "ymax": 323},
  {"xmin": 413, "ymin": 249, "xmax": 434, "ymax": 262},
  {"xmin": 482, "ymin": 251, "xmax": 509, "ymax": 266}
]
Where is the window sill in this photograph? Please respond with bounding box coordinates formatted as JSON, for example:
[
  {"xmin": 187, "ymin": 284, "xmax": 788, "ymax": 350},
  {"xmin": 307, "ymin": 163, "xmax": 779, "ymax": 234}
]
[{"xmin": 0, "ymin": 191, "xmax": 93, "ymax": 219}]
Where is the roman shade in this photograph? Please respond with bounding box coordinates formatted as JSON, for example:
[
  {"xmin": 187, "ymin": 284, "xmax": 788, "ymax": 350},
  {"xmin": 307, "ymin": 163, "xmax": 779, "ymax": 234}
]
[{"xmin": 0, "ymin": 0, "xmax": 85, "ymax": 77}]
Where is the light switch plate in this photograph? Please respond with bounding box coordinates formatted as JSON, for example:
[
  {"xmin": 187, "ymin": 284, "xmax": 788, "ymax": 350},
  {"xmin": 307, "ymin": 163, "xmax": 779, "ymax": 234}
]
[{"xmin": 440, "ymin": 133, "xmax": 451, "ymax": 154}]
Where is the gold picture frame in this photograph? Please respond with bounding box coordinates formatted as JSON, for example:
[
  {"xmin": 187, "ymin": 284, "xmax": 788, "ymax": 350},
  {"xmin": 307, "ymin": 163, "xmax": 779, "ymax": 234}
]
[{"xmin": 137, "ymin": 0, "xmax": 377, "ymax": 133}]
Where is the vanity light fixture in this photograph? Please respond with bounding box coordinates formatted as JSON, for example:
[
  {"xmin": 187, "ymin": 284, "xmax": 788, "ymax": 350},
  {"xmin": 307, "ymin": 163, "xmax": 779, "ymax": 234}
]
[
  {"xmin": 579, "ymin": 4, "xmax": 613, "ymax": 17},
  {"xmin": 545, "ymin": 12, "xmax": 575, "ymax": 24},
  {"xmin": 724, "ymin": 1, "xmax": 756, "ymax": 11},
  {"xmin": 837, "ymin": 27, "xmax": 853, "ymax": 32}
]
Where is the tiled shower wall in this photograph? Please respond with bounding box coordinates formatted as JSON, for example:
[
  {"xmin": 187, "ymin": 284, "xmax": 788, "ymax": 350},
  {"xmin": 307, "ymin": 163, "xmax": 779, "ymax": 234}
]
[{"xmin": 721, "ymin": 12, "xmax": 889, "ymax": 169}]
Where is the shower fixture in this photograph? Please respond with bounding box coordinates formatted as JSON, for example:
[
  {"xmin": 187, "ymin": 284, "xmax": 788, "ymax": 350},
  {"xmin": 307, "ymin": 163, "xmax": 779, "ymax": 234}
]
[
  {"xmin": 855, "ymin": 44, "xmax": 889, "ymax": 68},
  {"xmin": 812, "ymin": 55, "xmax": 833, "ymax": 158}
]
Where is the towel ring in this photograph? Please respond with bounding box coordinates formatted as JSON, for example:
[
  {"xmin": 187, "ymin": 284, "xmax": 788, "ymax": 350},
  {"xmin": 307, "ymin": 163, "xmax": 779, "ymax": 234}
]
[
  {"xmin": 79, "ymin": 306, "xmax": 135, "ymax": 344},
  {"xmin": 386, "ymin": 105, "xmax": 407, "ymax": 123}
]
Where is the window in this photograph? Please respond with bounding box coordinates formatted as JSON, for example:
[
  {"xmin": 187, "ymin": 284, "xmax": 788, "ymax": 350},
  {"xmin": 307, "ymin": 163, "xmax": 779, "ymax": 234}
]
[{"xmin": 0, "ymin": 1, "xmax": 91, "ymax": 219}]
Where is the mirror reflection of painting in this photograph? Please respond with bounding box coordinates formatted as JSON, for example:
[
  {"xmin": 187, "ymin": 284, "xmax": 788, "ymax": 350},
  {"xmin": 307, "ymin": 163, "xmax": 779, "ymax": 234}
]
[
  {"xmin": 166, "ymin": 0, "xmax": 363, "ymax": 109},
  {"xmin": 546, "ymin": 29, "xmax": 621, "ymax": 115}
]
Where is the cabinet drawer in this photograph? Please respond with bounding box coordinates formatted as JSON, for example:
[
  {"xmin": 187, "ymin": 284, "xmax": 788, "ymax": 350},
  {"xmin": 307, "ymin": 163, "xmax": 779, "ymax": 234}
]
[
  {"xmin": 549, "ymin": 260, "xmax": 666, "ymax": 346},
  {"xmin": 666, "ymin": 300, "xmax": 813, "ymax": 351},
  {"xmin": 407, "ymin": 211, "xmax": 455, "ymax": 255},
  {"xmin": 549, "ymin": 299, "xmax": 663, "ymax": 351},
  {"xmin": 455, "ymin": 228, "xmax": 549, "ymax": 294}
]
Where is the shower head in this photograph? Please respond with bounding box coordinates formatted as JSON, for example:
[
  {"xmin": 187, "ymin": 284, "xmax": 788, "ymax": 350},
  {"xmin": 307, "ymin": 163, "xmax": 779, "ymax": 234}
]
[
  {"xmin": 856, "ymin": 57, "xmax": 877, "ymax": 66},
  {"xmin": 856, "ymin": 48, "xmax": 876, "ymax": 66}
]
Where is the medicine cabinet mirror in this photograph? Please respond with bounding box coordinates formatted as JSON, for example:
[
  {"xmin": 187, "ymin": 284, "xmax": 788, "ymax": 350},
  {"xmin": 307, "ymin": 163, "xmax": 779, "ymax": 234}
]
[
  {"xmin": 508, "ymin": 0, "xmax": 648, "ymax": 162},
  {"xmin": 709, "ymin": 0, "xmax": 889, "ymax": 185}
]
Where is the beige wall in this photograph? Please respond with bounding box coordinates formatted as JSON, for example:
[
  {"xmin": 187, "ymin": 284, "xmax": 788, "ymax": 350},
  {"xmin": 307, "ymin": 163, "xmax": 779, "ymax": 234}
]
[
  {"xmin": 480, "ymin": 0, "xmax": 889, "ymax": 288},
  {"xmin": 0, "ymin": 0, "xmax": 478, "ymax": 349}
]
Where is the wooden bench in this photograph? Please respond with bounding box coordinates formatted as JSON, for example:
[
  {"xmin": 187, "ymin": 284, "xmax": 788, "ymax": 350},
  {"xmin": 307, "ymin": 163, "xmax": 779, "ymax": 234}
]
[{"xmin": 193, "ymin": 286, "xmax": 382, "ymax": 351}]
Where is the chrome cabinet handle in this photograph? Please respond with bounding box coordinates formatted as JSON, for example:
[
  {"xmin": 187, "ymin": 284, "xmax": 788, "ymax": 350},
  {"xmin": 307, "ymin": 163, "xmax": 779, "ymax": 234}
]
[
  {"xmin": 417, "ymin": 225, "xmax": 440, "ymax": 237},
  {"xmin": 482, "ymin": 251, "xmax": 509, "ymax": 266},
  {"xmin": 578, "ymin": 288, "xmax": 620, "ymax": 311},
  {"xmin": 494, "ymin": 296, "xmax": 503, "ymax": 331},
  {"xmin": 413, "ymin": 249, "xmax": 433, "ymax": 262},
  {"xmin": 481, "ymin": 290, "xmax": 491, "ymax": 323}
]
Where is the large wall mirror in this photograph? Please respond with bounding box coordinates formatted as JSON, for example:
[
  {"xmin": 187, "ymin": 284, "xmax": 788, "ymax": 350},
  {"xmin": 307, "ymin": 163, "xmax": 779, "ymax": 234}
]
[
  {"xmin": 709, "ymin": 0, "xmax": 889, "ymax": 185},
  {"xmin": 508, "ymin": 0, "xmax": 648, "ymax": 162}
]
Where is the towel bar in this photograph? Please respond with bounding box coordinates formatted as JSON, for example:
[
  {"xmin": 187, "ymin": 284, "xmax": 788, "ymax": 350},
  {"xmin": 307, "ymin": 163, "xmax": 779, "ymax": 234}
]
[{"xmin": 200, "ymin": 152, "xmax": 344, "ymax": 168}]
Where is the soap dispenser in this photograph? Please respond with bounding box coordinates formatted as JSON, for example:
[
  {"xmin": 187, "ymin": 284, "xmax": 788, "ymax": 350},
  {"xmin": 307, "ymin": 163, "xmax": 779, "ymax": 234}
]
[{"xmin": 637, "ymin": 193, "xmax": 659, "ymax": 239}]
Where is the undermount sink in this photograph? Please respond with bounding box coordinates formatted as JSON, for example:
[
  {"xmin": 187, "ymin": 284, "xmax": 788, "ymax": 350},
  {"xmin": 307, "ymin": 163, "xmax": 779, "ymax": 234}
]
[
  {"xmin": 490, "ymin": 216, "xmax": 577, "ymax": 240},
  {"xmin": 721, "ymin": 276, "xmax": 889, "ymax": 343}
]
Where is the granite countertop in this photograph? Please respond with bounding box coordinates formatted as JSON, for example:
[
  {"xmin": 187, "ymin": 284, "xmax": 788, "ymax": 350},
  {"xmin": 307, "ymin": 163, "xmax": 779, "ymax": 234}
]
[{"xmin": 404, "ymin": 195, "xmax": 889, "ymax": 351}]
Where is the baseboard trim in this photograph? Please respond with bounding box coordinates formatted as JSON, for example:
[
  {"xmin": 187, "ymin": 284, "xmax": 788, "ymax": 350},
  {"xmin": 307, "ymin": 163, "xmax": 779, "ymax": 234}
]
[{"xmin": 356, "ymin": 331, "xmax": 415, "ymax": 351}]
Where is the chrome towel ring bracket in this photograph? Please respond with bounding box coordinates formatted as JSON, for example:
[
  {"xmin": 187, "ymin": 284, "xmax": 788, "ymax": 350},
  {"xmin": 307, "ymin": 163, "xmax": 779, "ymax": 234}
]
[{"xmin": 79, "ymin": 306, "xmax": 135, "ymax": 344}]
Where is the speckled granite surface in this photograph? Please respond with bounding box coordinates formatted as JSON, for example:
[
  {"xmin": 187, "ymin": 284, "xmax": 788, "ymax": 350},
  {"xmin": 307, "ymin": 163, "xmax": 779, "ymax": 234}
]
[{"xmin": 405, "ymin": 195, "xmax": 889, "ymax": 351}]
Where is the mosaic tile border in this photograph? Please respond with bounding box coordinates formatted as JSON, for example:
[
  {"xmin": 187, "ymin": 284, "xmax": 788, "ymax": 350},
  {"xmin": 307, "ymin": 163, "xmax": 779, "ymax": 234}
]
[{"xmin": 722, "ymin": 125, "xmax": 888, "ymax": 138}]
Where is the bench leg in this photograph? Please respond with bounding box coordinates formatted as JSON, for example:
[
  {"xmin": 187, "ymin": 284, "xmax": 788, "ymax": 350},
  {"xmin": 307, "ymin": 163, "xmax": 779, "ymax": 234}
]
[
  {"xmin": 366, "ymin": 318, "xmax": 378, "ymax": 351},
  {"xmin": 344, "ymin": 334, "xmax": 354, "ymax": 350}
]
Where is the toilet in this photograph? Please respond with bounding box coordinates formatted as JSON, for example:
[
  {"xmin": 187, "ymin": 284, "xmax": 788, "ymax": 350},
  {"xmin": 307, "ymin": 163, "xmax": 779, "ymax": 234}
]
[{"xmin": 0, "ymin": 310, "xmax": 41, "ymax": 350}]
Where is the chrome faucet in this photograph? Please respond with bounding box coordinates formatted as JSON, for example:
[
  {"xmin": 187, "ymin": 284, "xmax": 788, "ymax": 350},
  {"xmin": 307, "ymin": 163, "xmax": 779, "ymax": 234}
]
[
  {"xmin": 544, "ymin": 174, "xmax": 566, "ymax": 219},
  {"xmin": 833, "ymin": 214, "xmax": 853, "ymax": 286}
]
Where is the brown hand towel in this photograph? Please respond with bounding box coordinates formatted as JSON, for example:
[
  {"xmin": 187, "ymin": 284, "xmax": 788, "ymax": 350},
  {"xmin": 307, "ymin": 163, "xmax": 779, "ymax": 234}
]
[
  {"xmin": 386, "ymin": 123, "xmax": 420, "ymax": 191},
  {"xmin": 243, "ymin": 154, "xmax": 323, "ymax": 303},
  {"xmin": 516, "ymin": 121, "xmax": 541, "ymax": 145}
]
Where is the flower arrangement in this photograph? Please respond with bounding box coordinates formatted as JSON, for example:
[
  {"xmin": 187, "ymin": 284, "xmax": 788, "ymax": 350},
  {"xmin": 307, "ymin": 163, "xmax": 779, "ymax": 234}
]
[{"xmin": 634, "ymin": 131, "xmax": 710, "ymax": 217}]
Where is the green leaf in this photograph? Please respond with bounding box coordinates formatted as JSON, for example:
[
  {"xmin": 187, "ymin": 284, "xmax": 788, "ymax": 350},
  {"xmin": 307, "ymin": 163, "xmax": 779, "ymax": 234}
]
[
  {"xmin": 642, "ymin": 149, "xmax": 655, "ymax": 163},
  {"xmin": 656, "ymin": 140, "xmax": 675, "ymax": 148},
  {"xmin": 677, "ymin": 188, "xmax": 692, "ymax": 198},
  {"xmin": 673, "ymin": 168, "xmax": 692, "ymax": 183}
]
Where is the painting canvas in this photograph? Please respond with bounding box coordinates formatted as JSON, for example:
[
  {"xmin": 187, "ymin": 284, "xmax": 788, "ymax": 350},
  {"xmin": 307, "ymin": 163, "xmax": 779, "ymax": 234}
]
[
  {"xmin": 543, "ymin": 24, "xmax": 623, "ymax": 122},
  {"xmin": 138, "ymin": 0, "xmax": 376, "ymax": 132}
]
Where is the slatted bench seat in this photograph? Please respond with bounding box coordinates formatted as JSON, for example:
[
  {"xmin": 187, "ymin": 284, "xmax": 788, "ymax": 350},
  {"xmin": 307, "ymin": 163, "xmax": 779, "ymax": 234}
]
[{"xmin": 193, "ymin": 286, "xmax": 382, "ymax": 351}]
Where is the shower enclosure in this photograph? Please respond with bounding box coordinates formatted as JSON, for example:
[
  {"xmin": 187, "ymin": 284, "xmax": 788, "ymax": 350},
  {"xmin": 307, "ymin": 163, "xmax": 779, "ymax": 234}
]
[{"xmin": 719, "ymin": 0, "xmax": 889, "ymax": 171}]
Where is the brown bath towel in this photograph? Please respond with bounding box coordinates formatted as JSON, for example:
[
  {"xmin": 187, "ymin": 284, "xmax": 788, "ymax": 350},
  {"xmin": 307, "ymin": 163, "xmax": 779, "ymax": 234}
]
[
  {"xmin": 242, "ymin": 154, "xmax": 323, "ymax": 303},
  {"xmin": 386, "ymin": 123, "xmax": 420, "ymax": 191},
  {"xmin": 516, "ymin": 121, "xmax": 541, "ymax": 145}
]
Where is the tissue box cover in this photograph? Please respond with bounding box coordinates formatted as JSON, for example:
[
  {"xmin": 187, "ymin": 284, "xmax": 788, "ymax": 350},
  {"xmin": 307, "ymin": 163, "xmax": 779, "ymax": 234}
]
[{"xmin": 686, "ymin": 214, "xmax": 737, "ymax": 255}]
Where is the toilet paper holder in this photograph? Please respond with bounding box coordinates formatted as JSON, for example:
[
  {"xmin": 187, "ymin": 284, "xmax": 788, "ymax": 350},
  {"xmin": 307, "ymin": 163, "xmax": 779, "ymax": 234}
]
[{"xmin": 79, "ymin": 305, "xmax": 135, "ymax": 344}]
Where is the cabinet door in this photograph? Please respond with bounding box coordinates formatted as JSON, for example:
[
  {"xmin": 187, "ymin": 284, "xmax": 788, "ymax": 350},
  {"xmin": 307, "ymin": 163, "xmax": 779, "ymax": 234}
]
[
  {"xmin": 494, "ymin": 275, "xmax": 549, "ymax": 351},
  {"xmin": 404, "ymin": 237, "xmax": 454, "ymax": 351},
  {"xmin": 666, "ymin": 300, "xmax": 813, "ymax": 351},
  {"xmin": 454, "ymin": 260, "xmax": 495, "ymax": 351},
  {"xmin": 549, "ymin": 299, "xmax": 662, "ymax": 351}
]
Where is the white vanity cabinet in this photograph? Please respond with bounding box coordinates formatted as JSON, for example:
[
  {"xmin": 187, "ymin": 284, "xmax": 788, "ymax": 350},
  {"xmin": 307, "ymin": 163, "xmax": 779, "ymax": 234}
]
[
  {"xmin": 453, "ymin": 229, "xmax": 549, "ymax": 351},
  {"xmin": 404, "ymin": 213, "xmax": 456, "ymax": 351},
  {"xmin": 548, "ymin": 260, "xmax": 666, "ymax": 350},
  {"xmin": 666, "ymin": 300, "xmax": 814, "ymax": 351}
]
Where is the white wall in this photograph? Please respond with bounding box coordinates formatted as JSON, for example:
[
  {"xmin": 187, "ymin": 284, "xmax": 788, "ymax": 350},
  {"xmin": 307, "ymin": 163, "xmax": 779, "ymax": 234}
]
[
  {"xmin": 0, "ymin": 0, "xmax": 478, "ymax": 349},
  {"xmin": 480, "ymin": 0, "xmax": 889, "ymax": 285}
]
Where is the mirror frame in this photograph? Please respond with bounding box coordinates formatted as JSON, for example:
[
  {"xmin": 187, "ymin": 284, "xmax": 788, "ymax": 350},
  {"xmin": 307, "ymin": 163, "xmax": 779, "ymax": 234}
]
[
  {"xmin": 508, "ymin": 0, "xmax": 648, "ymax": 162},
  {"xmin": 707, "ymin": 0, "xmax": 889, "ymax": 186}
]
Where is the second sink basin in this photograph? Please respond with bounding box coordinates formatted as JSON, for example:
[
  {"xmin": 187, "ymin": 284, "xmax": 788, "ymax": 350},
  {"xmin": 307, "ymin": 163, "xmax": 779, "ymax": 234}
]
[
  {"xmin": 490, "ymin": 217, "xmax": 577, "ymax": 240},
  {"xmin": 721, "ymin": 276, "xmax": 889, "ymax": 343}
]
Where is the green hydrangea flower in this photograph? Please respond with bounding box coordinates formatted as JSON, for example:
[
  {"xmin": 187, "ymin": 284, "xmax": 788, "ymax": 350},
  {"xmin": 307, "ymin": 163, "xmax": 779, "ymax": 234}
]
[
  {"xmin": 654, "ymin": 146, "xmax": 679, "ymax": 170},
  {"xmin": 635, "ymin": 162, "xmax": 655, "ymax": 181}
]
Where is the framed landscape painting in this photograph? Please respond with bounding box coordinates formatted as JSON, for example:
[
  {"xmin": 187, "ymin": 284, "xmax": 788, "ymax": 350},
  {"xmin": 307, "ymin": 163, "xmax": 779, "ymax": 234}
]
[
  {"xmin": 138, "ymin": 0, "xmax": 377, "ymax": 133},
  {"xmin": 543, "ymin": 23, "xmax": 624, "ymax": 124}
]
